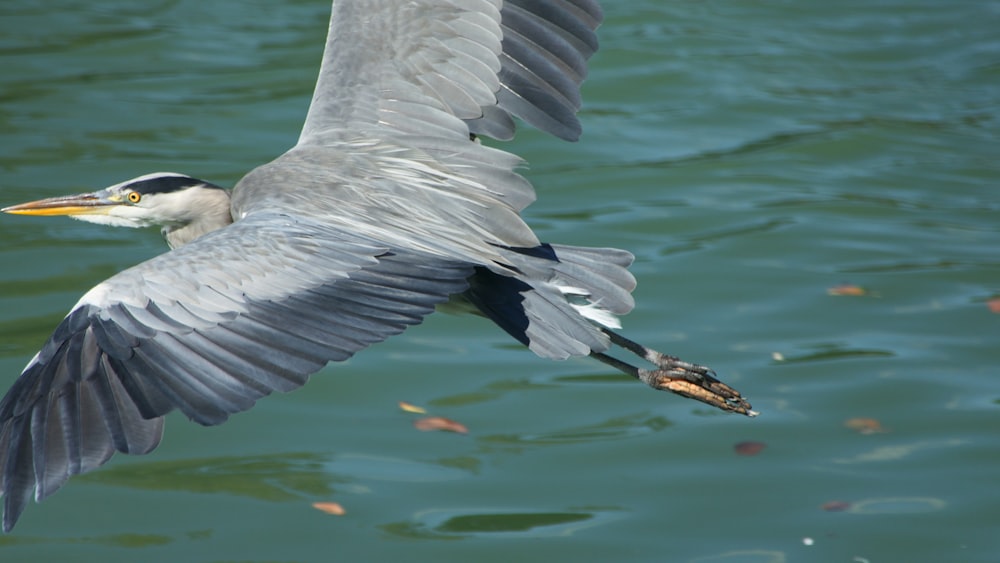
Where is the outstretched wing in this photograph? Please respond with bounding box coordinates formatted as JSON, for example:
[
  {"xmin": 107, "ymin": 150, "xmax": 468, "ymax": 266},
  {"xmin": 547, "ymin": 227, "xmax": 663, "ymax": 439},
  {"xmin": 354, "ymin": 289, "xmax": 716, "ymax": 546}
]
[
  {"xmin": 253, "ymin": 0, "xmax": 604, "ymax": 277},
  {"xmin": 299, "ymin": 0, "xmax": 603, "ymax": 145},
  {"xmin": 0, "ymin": 213, "xmax": 473, "ymax": 532}
]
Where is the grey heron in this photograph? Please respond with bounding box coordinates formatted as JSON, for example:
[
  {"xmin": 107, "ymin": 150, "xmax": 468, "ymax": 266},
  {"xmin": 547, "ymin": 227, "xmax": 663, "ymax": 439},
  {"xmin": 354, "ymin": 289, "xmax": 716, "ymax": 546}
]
[{"xmin": 0, "ymin": 0, "xmax": 754, "ymax": 532}]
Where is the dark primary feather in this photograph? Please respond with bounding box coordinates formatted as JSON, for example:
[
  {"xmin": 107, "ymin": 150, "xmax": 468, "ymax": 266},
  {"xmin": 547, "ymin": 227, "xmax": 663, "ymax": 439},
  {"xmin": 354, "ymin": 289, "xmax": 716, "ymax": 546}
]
[{"xmin": 466, "ymin": 0, "xmax": 603, "ymax": 140}]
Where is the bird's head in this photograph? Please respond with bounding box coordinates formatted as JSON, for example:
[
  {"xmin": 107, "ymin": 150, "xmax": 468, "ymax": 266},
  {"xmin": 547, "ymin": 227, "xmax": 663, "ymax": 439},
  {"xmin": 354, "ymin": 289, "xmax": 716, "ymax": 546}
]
[
  {"xmin": 3, "ymin": 172, "xmax": 232, "ymax": 248},
  {"xmin": 3, "ymin": 172, "xmax": 228, "ymax": 228}
]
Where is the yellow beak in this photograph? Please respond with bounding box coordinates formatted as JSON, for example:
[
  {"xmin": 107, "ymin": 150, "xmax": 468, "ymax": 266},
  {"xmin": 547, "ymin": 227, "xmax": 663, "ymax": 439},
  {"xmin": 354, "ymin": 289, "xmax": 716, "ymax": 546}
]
[{"xmin": 2, "ymin": 191, "xmax": 120, "ymax": 217}]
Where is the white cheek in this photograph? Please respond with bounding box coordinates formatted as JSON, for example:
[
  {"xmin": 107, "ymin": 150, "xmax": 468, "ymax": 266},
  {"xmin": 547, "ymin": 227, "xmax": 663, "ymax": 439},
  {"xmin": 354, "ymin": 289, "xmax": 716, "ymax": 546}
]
[
  {"xmin": 106, "ymin": 206, "xmax": 158, "ymax": 227},
  {"xmin": 70, "ymin": 210, "xmax": 149, "ymax": 228}
]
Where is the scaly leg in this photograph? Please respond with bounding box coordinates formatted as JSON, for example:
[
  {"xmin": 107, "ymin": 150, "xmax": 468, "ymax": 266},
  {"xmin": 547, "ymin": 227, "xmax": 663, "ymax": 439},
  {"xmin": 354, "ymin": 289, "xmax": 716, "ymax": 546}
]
[{"xmin": 591, "ymin": 329, "xmax": 757, "ymax": 416}]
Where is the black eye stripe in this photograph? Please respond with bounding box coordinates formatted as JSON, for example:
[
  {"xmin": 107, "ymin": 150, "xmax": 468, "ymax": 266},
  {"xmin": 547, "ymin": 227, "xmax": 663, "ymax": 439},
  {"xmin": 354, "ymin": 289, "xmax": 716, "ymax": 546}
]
[{"xmin": 126, "ymin": 176, "xmax": 223, "ymax": 195}]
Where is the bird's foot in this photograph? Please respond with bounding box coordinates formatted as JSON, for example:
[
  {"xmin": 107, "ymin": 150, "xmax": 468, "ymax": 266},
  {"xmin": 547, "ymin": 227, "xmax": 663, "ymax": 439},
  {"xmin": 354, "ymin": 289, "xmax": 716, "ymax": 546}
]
[
  {"xmin": 594, "ymin": 328, "xmax": 757, "ymax": 416},
  {"xmin": 637, "ymin": 358, "xmax": 757, "ymax": 416}
]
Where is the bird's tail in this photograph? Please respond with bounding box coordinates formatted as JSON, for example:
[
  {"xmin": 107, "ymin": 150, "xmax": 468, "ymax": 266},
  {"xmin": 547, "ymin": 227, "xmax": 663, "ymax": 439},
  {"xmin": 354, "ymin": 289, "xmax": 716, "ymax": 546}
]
[
  {"xmin": 465, "ymin": 243, "xmax": 636, "ymax": 360},
  {"xmin": 464, "ymin": 243, "xmax": 757, "ymax": 416}
]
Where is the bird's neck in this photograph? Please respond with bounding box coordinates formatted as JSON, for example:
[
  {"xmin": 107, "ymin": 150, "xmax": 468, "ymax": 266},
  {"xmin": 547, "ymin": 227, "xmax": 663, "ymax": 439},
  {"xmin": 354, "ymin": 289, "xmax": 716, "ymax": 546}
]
[{"xmin": 162, "ymin": 188, "xmax": 234, "ymax": 249}]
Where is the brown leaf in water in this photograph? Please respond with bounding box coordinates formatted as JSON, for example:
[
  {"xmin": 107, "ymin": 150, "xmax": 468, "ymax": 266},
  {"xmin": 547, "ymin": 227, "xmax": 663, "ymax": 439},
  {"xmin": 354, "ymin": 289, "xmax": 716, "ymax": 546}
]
[
  {"xmin": 821, "ymin": 500, "xmax": 852, "ymax": 512},
  {"xmin": 733, "ymin": 441, "xmax": 767, "ymax": 456},
  {"xmin": 312, "ymin": 502, "xmax": 346, "ymax": 516},
  {"xmin": 987, "ymin": 298, "xmax": 1000, "ymax": 313},
  {"xmin": 413, "ymin": 416, "xmax": 468, "ymax": 434},
  {"xmin": 828, "ymin": 284, "xmax": 867, "ymax": 296}
]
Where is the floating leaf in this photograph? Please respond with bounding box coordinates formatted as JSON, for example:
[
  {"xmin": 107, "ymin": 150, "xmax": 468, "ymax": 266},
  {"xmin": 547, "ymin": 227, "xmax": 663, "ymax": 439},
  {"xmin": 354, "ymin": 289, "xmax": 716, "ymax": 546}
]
[
  {"xmin": 733, "ymin": 441, "xmax": 766, "ymax": 456},
  {"xmin": 987, "ymin": 298, "xmax": 1000, "ymax": 314},
  {"xmin": 413, "ymin": 416, "xmax": 468, "ymax": 434},
  {"xmin": 844, "ymin": 417, "xmax": 885, "ymax": 434},
  {"xmin": 821, "ymin": 500, "xmax": 852, "ymax": 512},
  {"xmin": 828, "ymin": 284, "xmax": 867, "ymax": 296},
  {"xmin": 398, "ymin": 401, "xmax": 427, "ymax": 414},
  {"xmin": 312, "ymin": 502, "xmax": 345, "ymax": 515}
]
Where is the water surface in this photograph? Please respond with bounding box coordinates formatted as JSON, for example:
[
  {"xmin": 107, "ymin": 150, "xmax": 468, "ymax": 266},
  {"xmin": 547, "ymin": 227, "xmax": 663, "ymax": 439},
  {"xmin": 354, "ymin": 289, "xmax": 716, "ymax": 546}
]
[{"xmin": 1, "ymin": 1, "xmax": 998, "ymax": 561}]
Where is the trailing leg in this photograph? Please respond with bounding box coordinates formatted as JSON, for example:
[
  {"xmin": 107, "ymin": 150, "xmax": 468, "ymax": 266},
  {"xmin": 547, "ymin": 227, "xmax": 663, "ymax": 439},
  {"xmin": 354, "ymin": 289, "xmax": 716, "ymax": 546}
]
[{"xmin": 592, "ymin": 329, "xmax": 757, "ymax": 416}]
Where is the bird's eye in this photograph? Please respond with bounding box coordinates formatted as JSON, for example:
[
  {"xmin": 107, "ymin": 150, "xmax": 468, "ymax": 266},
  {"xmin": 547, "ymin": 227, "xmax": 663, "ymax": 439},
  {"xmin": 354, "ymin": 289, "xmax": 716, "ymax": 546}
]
[{"xmin": 127, "ymin": 191, "xmax": 141, "ymax": 204}]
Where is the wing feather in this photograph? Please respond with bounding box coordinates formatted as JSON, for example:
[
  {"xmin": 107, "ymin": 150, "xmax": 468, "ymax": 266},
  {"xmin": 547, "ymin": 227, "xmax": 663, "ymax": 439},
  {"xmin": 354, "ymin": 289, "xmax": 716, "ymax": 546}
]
[
  {"xmin": 299, "ymin": 0, "xmax": 602, "ymax": 145},
  {"xmin": 0, "ymin": 214, "xmax": 474, "ymax": 531}
]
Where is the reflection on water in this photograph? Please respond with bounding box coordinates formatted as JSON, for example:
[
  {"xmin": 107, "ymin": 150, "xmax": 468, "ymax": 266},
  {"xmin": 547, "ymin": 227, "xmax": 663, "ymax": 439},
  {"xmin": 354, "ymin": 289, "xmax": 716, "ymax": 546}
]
[
  {"xmin": 848, "ymin": 496, "xmax": 946, "ymax": 514},
  {"xmin": 0, "ymin": 531, "xmax": 174, "ymax": 550},
  {"xmin": 80, "ymin": 451, "xmax": 482, "ymax": 500},
  {"xmin": 383, "ymin": 507, "xmax": 623, "ymax": 539},
  {"xmin": 322, "ymin": 453, "xmax": 475, "ymax": 482},
  {"xmin": 832, "ymin": 439, "xmax": 968, "ymax": 465},
  {"xmin": 772, "ymin": 342, "xmax": 895, "ymax": 364},
  {"xmin": 688, "ymin": 551, "xmax": 787, "ymax": 563},
  {"xmin": 481, "ymin": 413, "xmax": 672, "ymax": 448},
  {"xmin": 80, "ymin": 452, "xmax": 336, "ymax": 501}
]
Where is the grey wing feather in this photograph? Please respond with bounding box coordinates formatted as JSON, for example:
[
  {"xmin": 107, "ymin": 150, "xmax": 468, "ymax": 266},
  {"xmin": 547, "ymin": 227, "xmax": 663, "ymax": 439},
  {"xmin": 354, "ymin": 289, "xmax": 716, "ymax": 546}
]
[
  {"xmin": 273, "ymin": 0, "xmax": 603, "ymax": 272},
  {"xmin": 299, "ymin": 0, "xmax": 602, "ymax": 145},
  {"xmin": 299, "ymin": 0, "xmax": 503, "ymax": 145},
  {"xmin": 0, "ymin": 213, "xmax": 473, "ymax": 532}
]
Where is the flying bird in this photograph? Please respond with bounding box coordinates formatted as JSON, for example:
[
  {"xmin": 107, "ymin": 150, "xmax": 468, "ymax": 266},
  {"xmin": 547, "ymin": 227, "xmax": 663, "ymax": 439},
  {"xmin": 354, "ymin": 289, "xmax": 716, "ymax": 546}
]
[{"xmin": 0, "ymin": 0, "xmax": 754, "ymax": 532}]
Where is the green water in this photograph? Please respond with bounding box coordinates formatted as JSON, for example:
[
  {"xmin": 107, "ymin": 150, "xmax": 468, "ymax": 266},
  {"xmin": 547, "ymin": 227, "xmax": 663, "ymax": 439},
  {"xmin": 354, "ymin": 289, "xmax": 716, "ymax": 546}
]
[{"xmin": 1, "ymin": 1, "xmax": 998, "ymax": 561}]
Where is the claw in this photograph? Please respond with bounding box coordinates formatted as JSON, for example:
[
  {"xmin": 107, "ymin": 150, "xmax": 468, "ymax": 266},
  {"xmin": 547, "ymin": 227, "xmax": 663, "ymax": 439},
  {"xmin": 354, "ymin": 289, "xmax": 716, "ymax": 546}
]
[
  {"xmin": 653, "ymin": 354, "xmax": 716, "ymax": 377},
  {"xmin": 595, "ymin": 329, "xmax": 758, "ymax": 416},
  {"xmin": 639, "ymin": 364, "xmax": 757, "ymax": 417}
]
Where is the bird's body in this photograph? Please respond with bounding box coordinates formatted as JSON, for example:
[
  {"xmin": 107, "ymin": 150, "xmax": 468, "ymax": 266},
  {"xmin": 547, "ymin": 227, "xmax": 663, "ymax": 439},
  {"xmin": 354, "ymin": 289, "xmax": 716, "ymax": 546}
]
[{"xmin": 0, "ymin": 0, "xmax": 753, "ymax": 532}]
